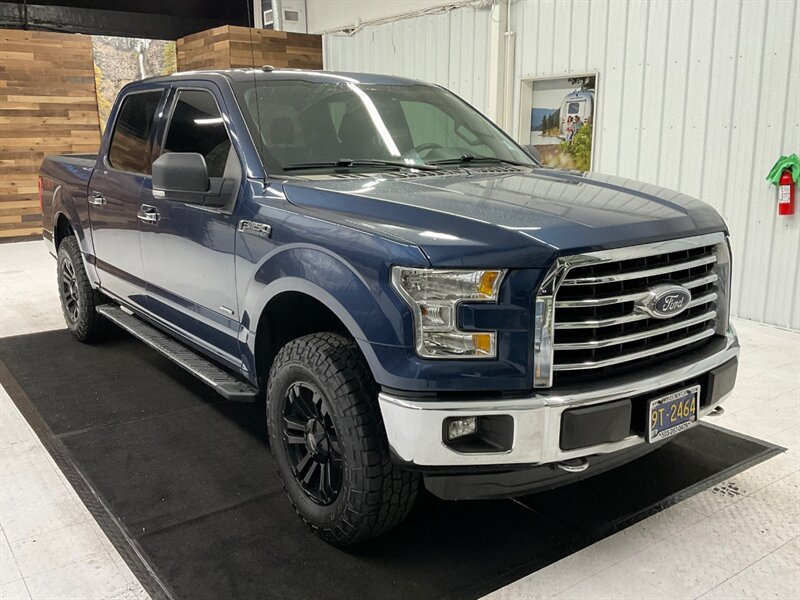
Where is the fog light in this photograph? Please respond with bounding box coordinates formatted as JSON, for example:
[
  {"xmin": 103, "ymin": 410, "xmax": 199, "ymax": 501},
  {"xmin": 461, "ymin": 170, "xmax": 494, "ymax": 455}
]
[{"xmin": 446, "ymin": 416, "xmax": 477, "ymax": 441}]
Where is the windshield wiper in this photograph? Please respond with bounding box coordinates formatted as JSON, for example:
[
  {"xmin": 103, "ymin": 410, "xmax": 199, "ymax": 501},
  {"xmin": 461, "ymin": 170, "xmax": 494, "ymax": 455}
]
[
  {"xmin": 283, "ymin": 158, "xmax": 438, "ymax": 172},
  {"xmin": 426, "ymin": 155, "xmax": 533, "ymax": 168}
]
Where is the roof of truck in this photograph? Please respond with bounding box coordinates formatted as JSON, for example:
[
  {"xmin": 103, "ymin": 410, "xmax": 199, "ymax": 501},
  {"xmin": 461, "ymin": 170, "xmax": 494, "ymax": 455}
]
[{"xmin": 138, "ymin": 69, "xmax": 431, "ymax": 87}]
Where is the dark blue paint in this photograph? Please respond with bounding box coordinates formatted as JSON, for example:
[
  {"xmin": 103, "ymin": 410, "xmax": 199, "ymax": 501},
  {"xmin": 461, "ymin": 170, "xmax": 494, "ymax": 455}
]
[{"xmin": 40, "ymin": 70, "xmax": 729, "ymax": 395}]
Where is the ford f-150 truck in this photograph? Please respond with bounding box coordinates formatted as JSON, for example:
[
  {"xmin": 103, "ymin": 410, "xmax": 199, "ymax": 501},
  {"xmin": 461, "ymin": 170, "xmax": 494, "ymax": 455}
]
[{"xmin": 40, "ymin": 69, "xmax": 739, "ymax": 546}]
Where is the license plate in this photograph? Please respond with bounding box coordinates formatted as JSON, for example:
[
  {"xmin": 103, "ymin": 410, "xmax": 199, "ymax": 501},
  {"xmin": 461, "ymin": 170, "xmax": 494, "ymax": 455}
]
[{"xmin": 647, "ymin": 385, "xmax": 700, "ymax": 443}]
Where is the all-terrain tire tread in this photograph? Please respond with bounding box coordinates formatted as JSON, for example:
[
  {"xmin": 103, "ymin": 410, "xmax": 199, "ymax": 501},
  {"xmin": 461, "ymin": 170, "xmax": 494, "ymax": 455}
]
[
  {"xmin": 57, "ymin": 236, "xmax": 110, "ymax": 343},
  {"xmin": 267, "ymin": 332, "xmax": 418, "ymax": 546}
]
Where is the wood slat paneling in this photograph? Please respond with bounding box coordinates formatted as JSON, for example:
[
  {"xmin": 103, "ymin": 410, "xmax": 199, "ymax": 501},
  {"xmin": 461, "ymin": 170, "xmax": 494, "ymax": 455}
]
[
  {"xmin": 0, "ymin": 28, "xmax": 101, "ymax": 240},
  {"xmin": 176, "ymin": 25, "xmax": 322, "ymax": 72}
]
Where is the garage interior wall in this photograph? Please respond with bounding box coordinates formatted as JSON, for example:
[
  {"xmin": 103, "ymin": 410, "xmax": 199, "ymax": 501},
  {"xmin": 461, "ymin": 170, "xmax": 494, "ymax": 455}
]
[
  {"xmin": 324, "ymin": 5, "xmax": 493, "ymax": 114},
  {"xmin": 176, "ymin": 25, "xmax": 322, "ymax": 71},
  {"xmin": 0, "ymin": 28, "xmax": 102, "ymax": 240},
  {"xmin": 0, "ymin": 25, "xmax": 322, "ymax": 242},
  {"xmin": 304, "ymin": 0, "xmax": 463, "ymax": 34},
  {"xmin": 323, "ymin": 0, "xmax": 800, "ymax": 331}
]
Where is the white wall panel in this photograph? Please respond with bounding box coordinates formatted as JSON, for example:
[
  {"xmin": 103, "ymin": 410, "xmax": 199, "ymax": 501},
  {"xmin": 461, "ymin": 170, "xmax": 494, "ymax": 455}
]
[
  {"xmin": 323, "ymin": 5, "xmax": 492, "ymax": 113},
  {"xmin": 509, "ymin": 0, "xmax": 799, "ymax": 330},
  {"xmin": 323, "ymin": 0, "xmax": 799, "ymax": 329},
  {"xmin": 306, "ymin": 0, "xmax": 456, "ymax": 34}
]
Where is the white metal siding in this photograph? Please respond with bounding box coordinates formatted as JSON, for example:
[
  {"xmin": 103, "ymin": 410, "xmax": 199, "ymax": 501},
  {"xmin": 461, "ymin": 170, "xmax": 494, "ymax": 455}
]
[
  {"xmin": 323, "ymin": 5, "xmax": 493, "ymax": 113},
  {"xmin": 511, "ymin": 0, "xmax": 799, "ymax": 330},
  {"xmin": 323, "ymin": 0, "xmax": 800, "ymax": 329}
]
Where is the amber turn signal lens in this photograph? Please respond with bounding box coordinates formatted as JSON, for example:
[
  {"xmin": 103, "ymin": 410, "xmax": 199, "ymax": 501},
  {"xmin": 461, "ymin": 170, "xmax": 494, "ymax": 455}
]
[
  {"xmin": 472, "ymin": 333, "xmax": 492, "ymax": 354},
  {"xmin": 479, "ymin": 271, "xmax": 500, "ymax": 297}
]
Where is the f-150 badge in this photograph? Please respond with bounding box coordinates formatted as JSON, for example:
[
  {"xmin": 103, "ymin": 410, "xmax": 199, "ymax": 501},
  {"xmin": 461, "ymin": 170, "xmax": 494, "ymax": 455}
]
[{"xmin": 239, "ymin": 220, "xmax": 272, "ymax": 239}]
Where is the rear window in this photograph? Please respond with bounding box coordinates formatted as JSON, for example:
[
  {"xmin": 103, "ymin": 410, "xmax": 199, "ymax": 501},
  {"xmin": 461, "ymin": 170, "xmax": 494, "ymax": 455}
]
[
  {"xmin": 567, "ymin": 102, "xmax": 582, "ymax": 114},
  {"xmin": 162, "ymin": 90, "xmax": 232, "ymax": 178},
  {"xmin": 108, "ymin": 91, "xmax": 162, "ymax": 174}
]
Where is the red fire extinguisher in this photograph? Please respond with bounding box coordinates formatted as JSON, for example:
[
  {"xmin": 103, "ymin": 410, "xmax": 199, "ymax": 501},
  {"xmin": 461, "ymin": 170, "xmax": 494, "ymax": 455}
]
[{"xmin": 778, "ymin": 169, "xmax": 795, "ymax": 216}]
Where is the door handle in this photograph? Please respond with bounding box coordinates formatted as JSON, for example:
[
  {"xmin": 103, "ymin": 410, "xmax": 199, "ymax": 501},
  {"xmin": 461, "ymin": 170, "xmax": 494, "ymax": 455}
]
[
  {"xmin": 137, "ymin": 204, "xmax": 160, "ymax": 224},
  {"xmin": 88, "ymin": 192, "xmax": 106, "ymax": 206}
]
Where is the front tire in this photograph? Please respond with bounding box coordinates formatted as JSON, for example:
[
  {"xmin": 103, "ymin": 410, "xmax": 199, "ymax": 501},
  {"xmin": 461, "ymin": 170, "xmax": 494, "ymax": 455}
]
[
  {"xmin": 56, "ymin": 236, "xmax": 109, "ymax": 343},
  {"xmin": 266, "ymin": 332, "xmax": 418, "ymax": 546}
]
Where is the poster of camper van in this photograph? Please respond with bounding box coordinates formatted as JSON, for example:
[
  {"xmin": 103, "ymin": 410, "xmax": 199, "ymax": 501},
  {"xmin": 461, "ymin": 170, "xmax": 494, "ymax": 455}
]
[{"xmin": 528, "ymin": 75, "xmax": 596, "ymax": 171}]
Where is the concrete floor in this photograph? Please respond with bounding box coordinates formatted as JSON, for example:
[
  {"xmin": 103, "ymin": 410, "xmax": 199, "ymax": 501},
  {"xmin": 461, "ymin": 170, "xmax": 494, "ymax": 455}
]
[{"xmin": 1, "ymin": 240, "xmax": 798, "ymax": 600}]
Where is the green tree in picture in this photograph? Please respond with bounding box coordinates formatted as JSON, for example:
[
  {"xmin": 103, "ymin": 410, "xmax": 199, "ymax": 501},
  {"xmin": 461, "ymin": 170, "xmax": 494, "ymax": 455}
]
[
  {"xmin": 162, "ymin": 43, "xmax": 177, "ymax": 74},
  {"xmin": 540, "ymin": 109, "xmax": 560, "ymax": 134},
  {"xmin": 561, "ymin": 124, "xmax": 593, "ymax": 171},
  {"xmin": 93, "ymin": 64, "xmax": 112, "ymax": 132}
]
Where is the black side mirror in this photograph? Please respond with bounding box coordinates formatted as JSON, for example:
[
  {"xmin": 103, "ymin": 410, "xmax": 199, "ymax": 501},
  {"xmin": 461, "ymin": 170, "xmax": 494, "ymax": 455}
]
[{"xmin": 152, "ymin": 153, "xmax": 209, "ymax": 194}]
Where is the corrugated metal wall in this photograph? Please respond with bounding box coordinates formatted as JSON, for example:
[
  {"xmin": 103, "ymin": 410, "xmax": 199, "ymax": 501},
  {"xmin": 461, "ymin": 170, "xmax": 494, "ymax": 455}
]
[
  {"xmin": 323, "ymin": 0, "xmax": 800, "ymax": 330},
  {"xmin": 323, "ymin": 5, "xmax": 493, "ymax": 113},
  {"xmin": 511, "ymin": 0, "xmax": 799, "ymax": 330}
]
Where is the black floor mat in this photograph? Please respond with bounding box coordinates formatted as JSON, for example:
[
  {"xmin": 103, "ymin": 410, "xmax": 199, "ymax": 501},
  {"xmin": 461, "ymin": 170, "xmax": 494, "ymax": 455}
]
[{"xmin": 0, "ymin": 329, "xmax": 782, "ymax": 600}]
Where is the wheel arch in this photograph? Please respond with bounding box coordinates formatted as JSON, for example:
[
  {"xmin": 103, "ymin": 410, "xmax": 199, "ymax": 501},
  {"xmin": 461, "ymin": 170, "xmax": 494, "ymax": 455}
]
[
  {"xmin": 241, "ymin": 243, "xmax": 418, "ymax": 388},
  {"xmin": 53, "ymin": 212, "xmax": 74, "ymax": 251},
  {"xmin": 251, "ymin": 284, "xmax": 379, "ymax": 388}
]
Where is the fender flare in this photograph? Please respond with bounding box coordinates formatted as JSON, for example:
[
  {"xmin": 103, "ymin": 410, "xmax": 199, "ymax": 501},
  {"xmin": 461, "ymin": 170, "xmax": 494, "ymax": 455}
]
[
  {"xmin": 247, "ymin": 278, "xmax": 388, "ymax": 385},
  {"xmin": 52, "ymin": 187, "xmax": 84, "ymax": 250},
  {"xmin": 52, "ymin": 188, "xmax": 100, "ymax": 286},
  {"xmin": 242, "ymin": 244, "xmax": 416, "ymax": 382}
]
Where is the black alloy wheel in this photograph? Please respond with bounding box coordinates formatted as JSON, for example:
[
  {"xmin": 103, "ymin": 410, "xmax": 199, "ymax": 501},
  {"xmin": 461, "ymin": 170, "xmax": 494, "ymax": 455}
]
[
  {"xmin": 56, "ymin": 235, "xmax": 110, "ymax": 343},
  {"xmin": 59, "ymin": 255, "xmax": 80, "ymax": 324},
  {"xmin": 282, "ymin": 381, "xmax": 343, "ymax": 505},
  {"xmin": 266, "ymin": 332, "xmax": 419, "ymax": 546}
]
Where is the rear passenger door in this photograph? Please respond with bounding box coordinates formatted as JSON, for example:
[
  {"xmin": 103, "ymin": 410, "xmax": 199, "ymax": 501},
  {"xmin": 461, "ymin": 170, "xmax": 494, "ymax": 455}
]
[
  {"xmin": 138, "ymin": 85, "xmax": 243, "ymax": 367},
  {"xmin": 89, "ymin": 89, "xmax": 165, "ymax": 307}
]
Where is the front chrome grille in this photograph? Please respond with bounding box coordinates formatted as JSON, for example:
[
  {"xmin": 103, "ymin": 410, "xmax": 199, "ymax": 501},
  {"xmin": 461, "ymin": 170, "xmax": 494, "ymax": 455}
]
[{"xmin": 534, "ymin": 233, "xmax": 731, "ymax": 387}]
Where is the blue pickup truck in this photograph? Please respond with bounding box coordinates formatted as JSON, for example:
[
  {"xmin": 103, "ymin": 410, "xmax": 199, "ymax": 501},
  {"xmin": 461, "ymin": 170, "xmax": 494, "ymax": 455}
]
[{"xmin": 40, "ymin": 69, "xmax": 739, "ymax": 545}]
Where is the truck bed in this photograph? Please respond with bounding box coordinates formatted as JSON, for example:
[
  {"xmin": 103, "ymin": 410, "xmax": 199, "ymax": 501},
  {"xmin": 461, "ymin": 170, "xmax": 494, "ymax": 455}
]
[
  {"xmin": 45, "ymin": 153, "xmax": 97, "ymax": 170},
  {"xmin": 39, "ymin": 153, "xmax": 97, "ymax": 243}
]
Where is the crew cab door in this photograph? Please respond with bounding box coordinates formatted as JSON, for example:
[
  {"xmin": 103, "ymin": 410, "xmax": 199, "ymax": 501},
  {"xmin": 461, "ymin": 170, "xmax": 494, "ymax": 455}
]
[
  {"xmin": 88, "ymin": 88, "xmax": 165, "ymax": 307},
  {"xmin": 138, "ymin": 85, "xmax": 243, "ymax": 366}
]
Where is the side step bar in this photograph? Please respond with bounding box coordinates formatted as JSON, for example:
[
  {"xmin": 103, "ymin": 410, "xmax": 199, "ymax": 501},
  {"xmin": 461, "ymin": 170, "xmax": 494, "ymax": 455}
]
[{"xmin": 96, "ymin": 305, "xmax": 259, "ymax": 402}]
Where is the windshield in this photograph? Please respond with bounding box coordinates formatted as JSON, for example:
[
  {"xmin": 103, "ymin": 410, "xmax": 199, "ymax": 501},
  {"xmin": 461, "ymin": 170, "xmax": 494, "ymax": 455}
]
[{"xmin": 232, "ymin": 79, "xmax": 534, "ymax": 173}]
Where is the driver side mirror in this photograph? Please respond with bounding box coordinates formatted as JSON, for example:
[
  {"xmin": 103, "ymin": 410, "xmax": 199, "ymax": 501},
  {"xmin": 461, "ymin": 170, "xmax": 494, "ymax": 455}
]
[{"xmin": 152, "ymin": 153, "xmax": 209, "ymax": 195}]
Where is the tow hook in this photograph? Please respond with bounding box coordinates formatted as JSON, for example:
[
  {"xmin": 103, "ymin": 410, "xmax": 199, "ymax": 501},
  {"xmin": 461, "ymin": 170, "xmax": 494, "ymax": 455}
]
[
  {"xmin": 556, "ymin": 457, "xmax": 589, "ymax": 473},
  {"xmin": 707, "ymin": 406, "xmax": 725, "ymax": 418}
]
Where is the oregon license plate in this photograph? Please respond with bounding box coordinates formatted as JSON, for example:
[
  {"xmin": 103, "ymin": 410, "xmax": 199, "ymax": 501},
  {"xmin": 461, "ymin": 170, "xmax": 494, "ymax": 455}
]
[{"xmin": 647, "ymin": 385, "xmax": 700, "ymax": 443}]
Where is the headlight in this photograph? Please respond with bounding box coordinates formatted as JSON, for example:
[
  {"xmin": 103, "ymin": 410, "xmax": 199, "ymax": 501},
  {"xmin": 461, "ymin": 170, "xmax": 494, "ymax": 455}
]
[{"xmin": 391, "ymin": 267, "xmax": 505, "ymax": 358}]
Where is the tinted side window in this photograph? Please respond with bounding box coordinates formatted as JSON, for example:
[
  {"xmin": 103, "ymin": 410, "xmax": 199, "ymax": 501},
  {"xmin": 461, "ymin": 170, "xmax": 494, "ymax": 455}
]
[
  {"xmin": 108, "ymin": 91, "xmax": 162, "ymax": 174},
  {"xmin": 163, "ymin": 90, "xmax": 231, "ymax": 178}
]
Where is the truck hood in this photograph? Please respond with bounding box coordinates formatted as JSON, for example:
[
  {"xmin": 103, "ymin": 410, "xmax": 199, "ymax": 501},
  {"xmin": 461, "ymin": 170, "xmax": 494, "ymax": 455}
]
[{"xmin": 281, "ymin": 167, "xmax": 727, "ymax": 268}]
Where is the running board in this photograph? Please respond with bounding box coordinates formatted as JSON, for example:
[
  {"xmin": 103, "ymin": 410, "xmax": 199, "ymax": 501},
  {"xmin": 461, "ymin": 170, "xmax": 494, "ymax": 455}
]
[{"xmin": 96, "ymin": 305, "xmax": 259, "ymax": 402}]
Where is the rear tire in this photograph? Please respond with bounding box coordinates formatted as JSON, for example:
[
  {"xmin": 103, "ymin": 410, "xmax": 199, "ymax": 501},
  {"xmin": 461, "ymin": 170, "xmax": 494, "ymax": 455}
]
[
  {"xmin": 266, "ymin": 332, "xmax": 418, "ymax": 546},
  {"xmin": 57, "ymin": 235, "xmax": 109, "ymax": 343}
]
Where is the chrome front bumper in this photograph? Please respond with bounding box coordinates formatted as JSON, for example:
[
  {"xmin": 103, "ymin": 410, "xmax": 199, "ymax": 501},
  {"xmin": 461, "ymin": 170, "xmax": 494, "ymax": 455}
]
[{"xmin": 379, "ymin": 326, "xmax": 739, "ymax": 467}]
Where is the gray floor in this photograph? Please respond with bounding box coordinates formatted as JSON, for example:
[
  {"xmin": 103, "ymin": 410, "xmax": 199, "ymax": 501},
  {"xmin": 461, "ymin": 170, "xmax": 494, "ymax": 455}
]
[{"xmin": 1, "ymin": 240, "xmax": 798, "ymax": 600}]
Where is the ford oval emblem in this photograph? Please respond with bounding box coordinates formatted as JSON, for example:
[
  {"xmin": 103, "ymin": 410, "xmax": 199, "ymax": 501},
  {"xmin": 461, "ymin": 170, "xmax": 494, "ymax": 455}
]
[{"xmin": 639, "ymin": 284, "xmax": 692, "ymax": 319}]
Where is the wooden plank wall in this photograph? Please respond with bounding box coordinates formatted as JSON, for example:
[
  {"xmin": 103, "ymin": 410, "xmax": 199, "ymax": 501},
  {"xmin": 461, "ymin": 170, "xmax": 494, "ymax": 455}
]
[
  {"xmin": 176, "ymin": 26, "xmax": 322, "ymax": 72},
  {"xmin": 0, "ymin": 25, "xmax": 320, "ymax": 241},
  {"xmin": 228, "ymin": 26, "xmax": 322, "ymax": 69},
  {"xmin": 0, "ymin": 29, "xmax": 101, "ymax": 240},
  {"xmin": 176, "ymin": 25, "xmax": 232, "ymax": 70}
]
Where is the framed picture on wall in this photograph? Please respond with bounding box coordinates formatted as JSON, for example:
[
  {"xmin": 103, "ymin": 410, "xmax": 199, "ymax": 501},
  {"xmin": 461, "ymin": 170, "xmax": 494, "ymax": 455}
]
[
  {"xmin": 518, "ymin": 73, "xmax": 598, "ymax": 171},
  {"xmin": 91, "ymin": 36, "xmax": 177, "ymax": 132}
]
